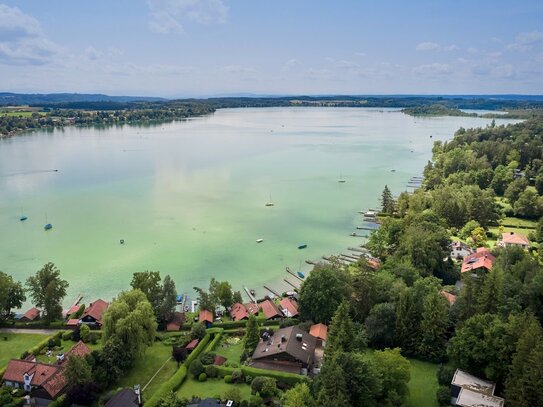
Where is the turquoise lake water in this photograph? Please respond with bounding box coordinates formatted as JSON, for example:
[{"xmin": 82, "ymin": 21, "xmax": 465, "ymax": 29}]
[{"xmin": 0, "ymin": 107, "xmax": 518, "ymax": 306}]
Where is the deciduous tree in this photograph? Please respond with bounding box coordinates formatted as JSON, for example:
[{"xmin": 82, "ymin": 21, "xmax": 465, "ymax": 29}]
[
  {"xmin": 0, "ymin": 271, "xmax": 25, "ymax": 320},
  {"xmin": 26, "ymin": 263, "xmax": 68, "ymax": 322}
]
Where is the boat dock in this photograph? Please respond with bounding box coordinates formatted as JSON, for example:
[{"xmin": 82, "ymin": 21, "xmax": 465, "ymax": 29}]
[
  {"xmin": 285, "ymin": 267, "xmax": 304, "ymax": 282},
  {"xmin": 243, "ymin": 286, "xmax": 257, "ymax": 304},
  {"xmin": 263, "ymin": 285, "xmax": 282, "ymax": 298},
  {"xmin": 283, "ymin": 278, "xmax": 301, "ymax": 289}
]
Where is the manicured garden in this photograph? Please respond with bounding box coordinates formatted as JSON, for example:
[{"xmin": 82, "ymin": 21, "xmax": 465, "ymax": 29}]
[
  {"xmin": 0, "ymin": 333, "xmax": 49, "ymax": 367},
  {"xmin": 118, "ymin": 340, "xmax": 178, "ymax": 401},
  {"xmin": 214, "ymin": 335, "xmax": 245, "ymax": 364},
  {"xmin": 176, "ymin": 377, "xmax": 252, "ymax": 400},
  {"xmin": 406, "ymin": 358, "xmax": 439, "ymax": 407}
]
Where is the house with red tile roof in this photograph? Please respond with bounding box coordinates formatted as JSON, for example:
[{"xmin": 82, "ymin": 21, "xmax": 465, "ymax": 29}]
[
  {"xmin": 309, "ymin": 323, "xmax": 328, "ymax": 347},
  {"xmin": 230, "ymin": 303, "xmax": 249, "ymax": 321},
  {"xmin": 198, "ymin": 309, "xmax": 213, "ymax": 327},
  {"xmin": 440, "ymin": 291, "xmax": 457, "ymax": 305},
  {"xmin": 245, "ymin": 303, "xmax": 259, "ymax": 315},
  {"xmin": 279, "ymin": 298, "xmax": 299, "ymax": 318},
  {"xmin": 461, "ymin": 248, "xmax": 495, "ymax": 273},
  {"xmin": 186, "ymin": 339, "xmax": 199, "ymax": 352},
  {"xmin": 18, "ymin": 307, "xmax": 40, "ymax": 322},
  {"xmin": 1, "ymin": 341, "xmax": 91, "ymax": 404},
  {"xmin": 497, "ymin": 231, "xmax": 530, "ymax": 249},
  {"xmin": 81, "ymin": 299, "xmax": 109, "ymax": 327},
  {"xmin": 259, "ymin": 300, "xmax": 283, "ymax": 320},
  {"xmin": 166, "ymin": 312, "xmax": 186, "ymax": 331}
]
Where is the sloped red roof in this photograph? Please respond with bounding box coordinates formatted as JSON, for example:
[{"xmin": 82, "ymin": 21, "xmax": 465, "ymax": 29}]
[
  {"xmin": 440, "ymin": 291, "xmax": 457, "ymax": 305},
  {"xmin": 66, "ymin": 319, "xmax": 79, "ymax": 326},
  {"xmin": 279, "ymin": 298, "xmax": 298, "ymax": 317},
  {"xmin": 186, "ymin": 339, "xmax": 199, "ymax": 350},
  {"xmin": 230, "ymin": 303, "xmax": 249, "ymax": 321},
  {"xmin": 500, "ymin": 232, "xmax": 530, "ymax": 246},
  {"xmin": 214, "ymin": 355, "xmax": 227, "ymax": 365},
  {"xmin": 199, "ymin": 309, "xmax": 213, "ymax": 324},
  {"xmin": 461, "ymin": 248, "xmax": 495, "ymax": 273},
  {"xmin": 245, "ymin": 303, "xmax": 259, "ymax": 315},
  {"xmin": 22, "ymin": 307, "xmax": 40, "ymax": 321},
  {"xmin": 309, "ymin": 323, "xmax": 328, "ymax": 341},
  {"xmin": 65, "ymin": 305, "xmax": 80, "ymax": 316},
  {"xmin": 166, "ymin": 312, "xmax": 186, "ymax": 331},
  {"xmin": 259, "ymin": 300, "xmax": 283, "ymax": 319},
  {"xmin": 82, "ymin": 299, "xmax": 109, "ymax": 324},
  {"xmin": 65, "ymin": 341, "xmax": 91, "ymax": 359},
  {"xmin": 2, "ymin": 360, "xmax": 65, "ymax": 398},
  {"xmin": 367, "ymin": 258, "xmax": 381, "ymax": 270}
]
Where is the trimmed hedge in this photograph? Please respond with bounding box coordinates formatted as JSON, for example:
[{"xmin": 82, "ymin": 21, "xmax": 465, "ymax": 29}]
[
  {"xmin": 204, "ymin": 330, "xmax": 223, "ymax": 353},
  {"xmin": 145, "ymin": 332, "xmax": 212, "ymax": 407},
  {"xmin": 27, "ymin": 331, "xmax": 65, "ymax": 356},
  {"xmin": 215, "ymin": 365, "xmax": 305, "ymax": 386}
]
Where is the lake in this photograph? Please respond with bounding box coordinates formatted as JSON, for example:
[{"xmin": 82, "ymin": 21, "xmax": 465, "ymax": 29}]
[{"xmin": 0, "ymin": 107, "xmax": 518, "ymax": 306}]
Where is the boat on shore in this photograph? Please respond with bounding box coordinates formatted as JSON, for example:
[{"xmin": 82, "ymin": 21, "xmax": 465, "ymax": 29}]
[{"xmin": 297, "ymin": 271, "xmax": 305, "ymax": 279}]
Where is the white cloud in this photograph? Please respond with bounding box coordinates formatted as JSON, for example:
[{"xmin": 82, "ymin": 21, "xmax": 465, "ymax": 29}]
[
  {"xmin": 354, "ymin": 52, "xmax": 366, "ymax": 57},
  {"xmin": 0, "ymin": 5, "xmax": 61, "ymax": 65},
  {"xmin": 507, "ymin": 30, "xmax": 543, "ymax": 52},
  {"xmin": 416, "ymin": 42, "xmax": 440, "ymax": 51},
  {"xmin": 220, "ymin": 65, "xmax": 257, "ymax": 74},
  {"xmin": 147, "ymin": 0, "xmax": 228, "ymax": 34},
  {"xmin": 416, "ymin": 42, "xmax": 458, "ymax": 52},
  {"xmin": 334, "ymin": 59, "xmax": 359, "ymax": 69},
  {"xmin": 412, "ymin": 63, "xmax": 452, "ymax": 76}
]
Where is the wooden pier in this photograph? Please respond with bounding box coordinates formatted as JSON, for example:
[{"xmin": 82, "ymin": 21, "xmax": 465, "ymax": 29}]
[
  {"xmin": 263, "ymin": 285, "xmax": 281, "ymax": 298},
  {"xmin": 348, "ymin": 247, "xmax": 368, "ymax": 253},
  {"xmin": 286, "ymin": 267, "xmax": 304, "ymax": 282},
  {"xmin": 356, "ymin": 226, "xmax": 378, "ymax": 230},
  {"xmin": 283, "ymin": 278, "xmax": 300, "ymax": 289},
  {"xmin": 243, "ymin": 286, "xmax": 257, "ymax": 303}
]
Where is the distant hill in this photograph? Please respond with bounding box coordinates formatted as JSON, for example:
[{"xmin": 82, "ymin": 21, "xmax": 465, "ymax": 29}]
[{"xmin": 0, "ymin": 92, "xmax": 167, "ymax": 106}]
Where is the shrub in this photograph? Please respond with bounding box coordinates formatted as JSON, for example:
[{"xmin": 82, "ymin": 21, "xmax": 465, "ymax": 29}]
[
  {"xmin": 248, "ymin": 395, "xmax": 263, "ymax": 407},
  {"xmin": 240, "ymin": 401, "xmax": 249, "ymax": 407},
  {"xmin": 251, "ymin": 376, "xmax": 277, "ymax": 398},
  {"xmin": 224, "ymin": 375, "xmax": 233, "ymax": 384},
  {"xmin": 20, "ymin": 351, "xmax": 29, "ymax": 359},
  {"xmin": 189, "ymin": 359, "xmax": 205, "ymax": 377},
  {"xmin": 198, "ymin": 373, "xmax": 207, "ymax": 382},
  {"xmin": 191, "ymin": 322, "xmax": 207, "ymax": 340},
  {"xmin": 80, "ymin": 325, "xmax": 91, "ymax": 343},
  {"xmin": 48, "ymin": 338, "xmax": 56, "ymax": 349},
  {"xmin": 436, "ymin": 385, "xmax": 451, "ymax": 406},
  {"xmin": 199, "ymin": 351, "xmax": 216, "ymax": 365},
  {"xmin": 245, "ymin": 375, "xmax": 253, "ymax": 384},
  {"xmin": 231, "ymin": 369, "xmax": 243, "ymax": 383},
  {"xmin": 437, "ymin": 365, "xmax": 456, "ymax": 386},
  {"xmin": 279, "ymin": 318, "xmax": 297, "ymax": 328},
  {"xmin": 224, "ymin": 387, "xmax": 242, "ymax": 403},
  {"xmin": 205, "ymin": 365, "xmax": 218, "ymax": 378},
  {"xmin": 62, "ymin": 331, "xmax": 72, "ymax": 341}
]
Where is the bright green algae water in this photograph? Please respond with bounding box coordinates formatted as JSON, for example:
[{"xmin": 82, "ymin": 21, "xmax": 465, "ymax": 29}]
[{"xmin": 0, "ymin": 108, "xmax": 517, "ymax": 305}]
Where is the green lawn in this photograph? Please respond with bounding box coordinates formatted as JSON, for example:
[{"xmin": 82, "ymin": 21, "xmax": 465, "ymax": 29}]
[
  {"xmin": 0, "ymin": 333, "xmax": 49, "ymax": 367},
  {"xmin": 500, "ymin": 216, "xmax": 537, "ymax": 229},
  {"xmin": 35, "ymin": 338, "xmax": 102, "ymax": 364},
  {"xmin": 117, "ymin": 341, "xmax": 177, "ymax": 401},
  {"xmin": 215, "ymin": 336, "xmax": 244, "ymax": 363},
  {"xmin": 0, "ymin": 111, "xmax": 43, "ymax": 117},
  {"xmin": 406, "ymin": 358, "xmax": 439, "ymax": 407},
  {"xmin": 177, "ymin": 377, "xmax": 252, "ymax": 401}
]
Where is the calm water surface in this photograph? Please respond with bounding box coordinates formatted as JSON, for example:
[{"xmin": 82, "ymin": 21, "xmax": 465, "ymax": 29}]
[{"xmin": 0, "ymin": 108, "xmax": 518, "ymax": 305}]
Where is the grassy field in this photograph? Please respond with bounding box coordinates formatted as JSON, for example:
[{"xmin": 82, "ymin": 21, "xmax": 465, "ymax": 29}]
[
  {"xmin": 0, "ymin": 111, "xmax": 44, "ymax": 117},
  {"xmin": 500, "ymin": 216, "xmax": 537, "ymax": 229},
  {"xmin": 0, "ymin": 333, "xmax": 49, "ymax": 367},
  {"xmin": 117, "ymin": 341, "xmax": 177, "ymax": 400},
  {"xmin": 177, "ymin": 377, "xmax": 252, "ymax": 400},
  {"xmin": 35, "ymin": 338, "xmax": 102, "ymax": 364},
  {"xmin": 406, "ymin": 358, "xmax": 439, "ymax": 407},
  {"xmin": 215, "ymin": 336, "xmax": 244, "ymax": 363}
]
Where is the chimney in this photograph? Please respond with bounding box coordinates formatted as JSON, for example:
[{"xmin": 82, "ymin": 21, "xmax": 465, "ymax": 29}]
[
  {"xmin": 510, "ymin": 232, "xmax": 514, "ymax": 235},
  {"xmin": 296, "ymin": 333, "xmax": 303, "ymax": 342},
  {"xmin": 281, "ymin": 335, "xmax": 286, "ymax": 343}
]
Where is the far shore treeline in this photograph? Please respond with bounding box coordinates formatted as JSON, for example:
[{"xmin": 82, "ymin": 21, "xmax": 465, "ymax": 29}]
[{"xmin": 1, "ymin": 94, "xmax": 543, "ymax": 138}]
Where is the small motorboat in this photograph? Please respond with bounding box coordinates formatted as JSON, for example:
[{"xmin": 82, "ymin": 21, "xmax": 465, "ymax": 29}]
[
  {"xmin": 20, "ymin": 215, "xmax": 28, "ymax": 221},
  {"xmin": 44, "ymin": 223, "xmax": 53, "ymax": 230},
  {"xmin": 256, "ymin": 238, "xmax": 264, "ymax": 243},
  {"xmin": 250, "ymin": 289, "xmax": 256, "ymax": 296},
  {"xmin": 297, "ymin": 271, "xmax": 305, "ymax": 279},
  {"xmin": 298, "ymin": 244, "xmax": 307, "ymax": 249},
  {"xmin": 120, "ymin": 239, "xmax": 125, "ymax": 245}
]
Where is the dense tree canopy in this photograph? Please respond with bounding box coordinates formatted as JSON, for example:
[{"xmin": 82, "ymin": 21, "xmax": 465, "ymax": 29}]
[
  {"xmin": 26, "ymin": 263, "xmax": 68, "ymax": 322},
  {"xmin": 0, "ymin": 271, "xmax": 25, "ymax": 320}
]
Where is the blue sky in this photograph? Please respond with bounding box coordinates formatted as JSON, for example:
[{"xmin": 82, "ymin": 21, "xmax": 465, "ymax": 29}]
[{"xmin": 0, "ymin": 0, "xmax": 542, "ymax": 96}]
